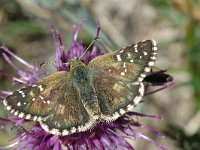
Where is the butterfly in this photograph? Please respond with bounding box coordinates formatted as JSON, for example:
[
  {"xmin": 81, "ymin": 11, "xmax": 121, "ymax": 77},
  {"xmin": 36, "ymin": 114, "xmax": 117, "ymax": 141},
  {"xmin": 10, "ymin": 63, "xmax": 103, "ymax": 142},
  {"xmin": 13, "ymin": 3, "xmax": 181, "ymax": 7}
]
[{"xmin": 3, "ymin": 40, "xmax": 157, "ymax": 136}]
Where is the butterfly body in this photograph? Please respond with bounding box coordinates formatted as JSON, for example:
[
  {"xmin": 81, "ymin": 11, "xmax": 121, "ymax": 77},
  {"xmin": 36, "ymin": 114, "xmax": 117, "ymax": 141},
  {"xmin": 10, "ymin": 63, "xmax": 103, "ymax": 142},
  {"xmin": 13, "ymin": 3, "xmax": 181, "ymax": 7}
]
[{"xmin": 3, "ymin": 40, "xmax": 158, "ymax": 136}]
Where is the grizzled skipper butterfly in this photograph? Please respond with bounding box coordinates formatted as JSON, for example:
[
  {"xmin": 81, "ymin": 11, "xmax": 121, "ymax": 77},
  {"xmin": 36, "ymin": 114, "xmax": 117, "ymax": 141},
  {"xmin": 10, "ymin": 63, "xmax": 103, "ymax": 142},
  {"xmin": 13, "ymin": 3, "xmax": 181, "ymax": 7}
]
[{"xmin": 3, "ymin": 40, "xmax": 157, "ymax": 136}]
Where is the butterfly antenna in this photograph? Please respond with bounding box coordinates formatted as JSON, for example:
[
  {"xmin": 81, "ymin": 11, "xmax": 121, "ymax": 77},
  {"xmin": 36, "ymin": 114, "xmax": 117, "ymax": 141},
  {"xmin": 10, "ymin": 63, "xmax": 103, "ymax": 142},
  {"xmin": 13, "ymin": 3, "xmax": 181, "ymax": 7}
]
[
  {"xmin": 79, "ymin": 37, "xmax": 100, "ymax": 59},
  {"xmin": 40, "ymin": 62, "xmax": 70, "ymax": 68},
  {"xmin": 40, "ymin": 62, "xmax": 56, "ymax": 68}
]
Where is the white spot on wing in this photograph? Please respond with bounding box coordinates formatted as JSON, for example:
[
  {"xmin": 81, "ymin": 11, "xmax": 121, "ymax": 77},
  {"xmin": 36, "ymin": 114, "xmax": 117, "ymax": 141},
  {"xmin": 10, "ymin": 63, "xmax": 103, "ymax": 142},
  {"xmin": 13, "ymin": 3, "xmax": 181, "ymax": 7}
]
[
  {"xmin": 134, "ymin": 96, "xmax": 140, "ymax": 105},
  {"xmin": 14, "ymin": 111, "xmax": 18, "ymax": 116},
  {"xmin": 17, "ymin": 102, "xmax": 21, "ymax": 106},
  {"xmin": 119, "ymin": 109, "xmax": 126, "ymax": 115},
  {"xmin": 127, "ymin": 104, "xmax": 134, "ymax": 111},
  {"xmin": 40, "ymin": 122, "xmax": 49, "ymax": 132},
  {"xmin": 71, "ymin": 127, "xmax": 76, "ymax": 133},
  {"xmin": 78, "ymin": 126, "xmax": 82, "ymax": 132},
  {"xmin": 19, "ymin": 90, "xmax": 25, "ymax": 97},
  {"xmin": 139, "ymin": 82, "xmax": 145, "ymax": 95},
  {"xmin": 11, "ymin": 109, "xmax": 15, "ymax": 113},
  {"xmin": 148, "ymin": 61, "xmax": 154, "ymax": 66},
  {"xmin": 123, "ymin": 63, "xmax": 126, "ymax": 68},
  {"xmin": 62, "ymin": 129, "xmax": 69, "ymax": 136},
  {"xmin": 119, "ymin": 50, "xmax": 124, "ymax": 53},
  {"xmin": 116, "ymin": 54, "xmax": 122, "ymax": 61},
  {"xmin": 37, "ymin": 117, "xmax": 42, "ymax": 121},
  {"xmin": 134, "ymin": 48, "xmax": 138, "ymax": 52},
  {"xmin": 50, "ymin": 128, "xmax": 60, "ymax": 135},
  {"xmin": 138, "ymin": 77, "xmax": 143, "ymax": 82},
  {"xmin": 143, "ymin": 52, "xmax": 148, "ymax": 55},
  {"xmin": 134, "ymin": 83, "xmax": 145, "ymax": 105},
  {"xmin": 153, "ymin": 47, "xmax": 157, "ymax": 51},
  {"xmin": 18, "ymin": 90, "xmax": 23, "ymax": 94},
  {"xmin": 121, "ymin": 72, "xmax": 125, "ymax": 76},
  {"xmin": 33, "ymin": 116, "xmax": 38, "ymax": 121},
  {"xmin": 127, "ymin": 52, "xmax": 132, "ymax": 58},
  {"xmin": 140, "ymin": 74, "xmax": 146, "ymax": 78},
  {"xmin": 112, "ymin": 112, "xmax": 120, "ymax": 120},
  {"xmin": 26, "ymin": 114, "xmax": 31, "ymax": 119},
  {"xmin": 151, "ymin": 39, "xmax": 157, "ymax": 46},
  {"xmin": 38, "ymin": 85, "xmax": 44, "ymax": 92},
  {"xmin": 39, "ymin": 95, "xmax": 44, "ymax": 100},
  {"xmin": 6, "ymin": 106, "xmax": 11, "ymax": 110},
  {"xmin": 18, "ymin": 113, "xmax": 24, "ymax": 118},
  {"xmin": 134, "ymin": 44, "xmax": 138, "ymax": 48},
  {"xmin": 3, "ymin": 100, "xmax": 8, "ymax": 106},
  {"xmin": 144, "ymin": 67, "xmax": 150, "ymax": 72}
]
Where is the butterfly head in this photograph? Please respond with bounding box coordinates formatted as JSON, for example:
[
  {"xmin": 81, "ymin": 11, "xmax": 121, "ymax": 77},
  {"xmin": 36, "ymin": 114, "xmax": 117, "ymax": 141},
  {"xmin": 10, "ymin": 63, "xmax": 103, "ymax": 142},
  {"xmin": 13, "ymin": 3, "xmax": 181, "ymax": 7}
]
[{"xmin": 68, "ymin": 59, "xmax": 86, "ymax": 70}]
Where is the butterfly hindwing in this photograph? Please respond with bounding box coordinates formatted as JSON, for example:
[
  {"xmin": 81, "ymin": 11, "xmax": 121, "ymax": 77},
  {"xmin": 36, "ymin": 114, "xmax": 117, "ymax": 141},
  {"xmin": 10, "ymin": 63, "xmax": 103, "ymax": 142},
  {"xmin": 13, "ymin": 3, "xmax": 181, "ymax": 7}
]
[
  {"xmin": 92, "ymin": 73, "xmax": 144, "ymax": 121},
  {"xmin": 88, "ymin": 40, "xmax": 157, "ymax": 120},
  {"xmin": 39, "ymin": 80, "xmax": 95, "ymax": 136}
]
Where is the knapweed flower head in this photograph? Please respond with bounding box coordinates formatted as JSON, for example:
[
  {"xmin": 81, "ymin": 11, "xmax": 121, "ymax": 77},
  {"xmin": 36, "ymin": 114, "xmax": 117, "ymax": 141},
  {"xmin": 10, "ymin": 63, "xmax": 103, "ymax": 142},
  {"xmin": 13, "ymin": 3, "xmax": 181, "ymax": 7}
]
[{"xmin": 0, "ymin": 21, "xmax": 172, "ymax": 150}]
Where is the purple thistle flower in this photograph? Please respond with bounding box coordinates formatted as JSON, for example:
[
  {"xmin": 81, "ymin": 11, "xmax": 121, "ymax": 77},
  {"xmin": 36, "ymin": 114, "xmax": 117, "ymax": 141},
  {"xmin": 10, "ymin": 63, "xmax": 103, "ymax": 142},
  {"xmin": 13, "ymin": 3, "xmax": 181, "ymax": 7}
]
[{"xmin": 0, "ymin": 21, "xmax": 171, "ymax": 150}]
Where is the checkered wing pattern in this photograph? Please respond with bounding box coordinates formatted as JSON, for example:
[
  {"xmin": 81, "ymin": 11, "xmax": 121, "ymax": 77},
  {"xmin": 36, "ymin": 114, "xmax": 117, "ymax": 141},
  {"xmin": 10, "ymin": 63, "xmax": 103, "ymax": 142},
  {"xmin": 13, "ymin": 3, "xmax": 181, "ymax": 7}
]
[
  {"xmin": 3, "ymin": 71, "xmax": 94, "ymax": 136},
  {"xmin": 88, "ymin": 40, "xmax": 157, "ymax": 121}
]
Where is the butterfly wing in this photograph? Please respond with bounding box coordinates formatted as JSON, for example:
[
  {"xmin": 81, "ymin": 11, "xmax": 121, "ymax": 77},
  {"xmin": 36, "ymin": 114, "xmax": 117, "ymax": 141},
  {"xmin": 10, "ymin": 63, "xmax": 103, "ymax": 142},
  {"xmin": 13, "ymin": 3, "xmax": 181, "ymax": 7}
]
[
  {"xmin": 3, "ymin": 71, "xmax": 67, "ymax": 120},
  {"xmin": 3, "ymin": 71, "xmax": 95, "ymax": 135},
  {"xmin": 88, "ymin": 40, "xmax": 157, "ymax": 121},
  {"xmin": 39, "ymin": 79, "xmax": 96, "ymax": 136},
  {"xmin": 92, "ymin": 74, "xmax": 145, "ymax": 121}
]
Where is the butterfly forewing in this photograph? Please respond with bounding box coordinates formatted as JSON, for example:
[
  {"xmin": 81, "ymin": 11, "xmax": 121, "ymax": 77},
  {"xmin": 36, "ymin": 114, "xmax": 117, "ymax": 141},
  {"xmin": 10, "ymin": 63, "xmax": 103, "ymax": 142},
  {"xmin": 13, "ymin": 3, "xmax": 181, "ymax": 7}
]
[
  {"xmin": 89, "ymin": 40, "xmax": 157, "ymax": 83},
  {"xmin": 88, "ymin": 40, "xmax": 157, "ymax": 120},
  {"xmin": 4, "ymin": 71, "xmax": 68, "ymax": 120},
  {"xmin": 4, "ymin": 71, "xmax": 95, "ymax": 135}
]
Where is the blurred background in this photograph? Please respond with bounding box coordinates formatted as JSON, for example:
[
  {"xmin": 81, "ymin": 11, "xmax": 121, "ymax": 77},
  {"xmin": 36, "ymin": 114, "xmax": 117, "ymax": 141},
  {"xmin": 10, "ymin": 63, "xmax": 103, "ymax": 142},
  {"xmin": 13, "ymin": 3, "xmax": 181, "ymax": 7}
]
[{"xmin": 0, "ymin": 0, "xmax": 200, "ymax": 149}]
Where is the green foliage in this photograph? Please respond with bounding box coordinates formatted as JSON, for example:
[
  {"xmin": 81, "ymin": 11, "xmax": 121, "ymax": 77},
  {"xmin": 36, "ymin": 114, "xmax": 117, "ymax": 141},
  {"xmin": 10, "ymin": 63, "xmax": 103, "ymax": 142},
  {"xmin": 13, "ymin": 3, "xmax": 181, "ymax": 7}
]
[
  {"xmin": 185, "ymin": 21, "xmax": 200, "ymax": 110},
  {"xmin": 0, "ymin": 20, "xmax": 48, "ymax": 44},
  {"xmin": 149, "ymin": 0, "xmax": 186, "ymax": 27},
  {"xmin": 165, "ymin": 125, "xmax": 200, "ymax": 150},
  {"xmin": 150, "ymin": 1, "xmax": 200, "ymax": 149},
  {"xmin": 150, "ymin": 0, "xmax": 200, "ymax": 109},
  {"xmin": 1, "ymin": 21, "xmax": 47, "ymax": 36}
]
